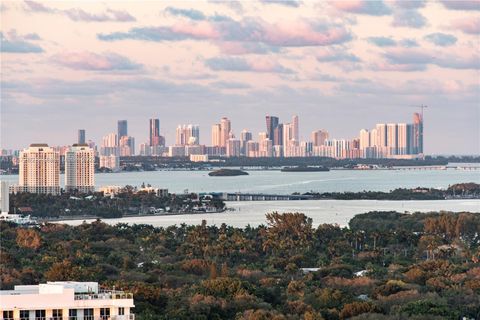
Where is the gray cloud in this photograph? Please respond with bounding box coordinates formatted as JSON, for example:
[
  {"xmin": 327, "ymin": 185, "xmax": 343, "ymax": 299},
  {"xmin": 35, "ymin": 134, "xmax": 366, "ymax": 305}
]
[
  {"xmin": 260, "ymin": 0, "xmax": 301, "ymax": 7},
  {"xmin": 24, "ymin": 1, "xmax": 136, "ymax": 22},
  {"xmin": 0, "ymin": 32, "xmax": 43, "ymax": 53},
  {"xmin": 205, "ymin": 57, "xmax": 293, "ymax": 73},
  {"xmin": 367, "ymin": 36, "xmax": 397, "ymax": 47},
  {"xmin": 210, "ymin": 81, "xmax": 251, "ymax": 89},
  {"xmin": 331, "ymin": 0, "xmax": 392, "ymax": 16},
  {"xmin": 393, "ymin": 0, "xmax": 426, "ymax": 9},
  {"xmin": 384, "ymin": 49, "xmax": 480, "ymax": 69},
  {"xmin": 424, "ymin": 33, "xmax": 457, "ymax": 46},
  {"xmin": 164, "ymin": 7, "xmax": 206, "ymax": 20},
  {"xmin": 439, "ymin": 0, "xmax": 480, "ymax": 11},
  {"xmin": 392, "ymin": 9, "xmax": 427, "ymax": 28},
  {"xmin": 52, "ymin": 52, "xmax": 143, "ymax": 71},
  {"xmin": 98, "ymin": 17, "xmax": 352, "ymax": 48}
]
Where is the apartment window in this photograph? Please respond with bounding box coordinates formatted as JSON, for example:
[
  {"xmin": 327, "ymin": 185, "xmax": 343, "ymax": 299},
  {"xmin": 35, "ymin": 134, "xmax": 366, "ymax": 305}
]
[
  {"xmin": 2, "ymin": 311, "xmax": 13, "ymax": 320},
  {"xmin": 84, "ymin": 309, "xmax": 94, "ymax": 320},
  {"xmin": 100, "ymin": 308, "xmax": 110, "ymax": 320},
  {"xmin": 20, "ymin": 310, "xmax": 30, "ymax": 320},
  {"xmin": 68, "ymin": 309, "xmax": 78, "ymax": 320},
  {"xmin": 35, "ymin": 310, "xmax": 46, "ymax": 320},
  {"xmin": 52, "ymin": 309, "xmax": 62, "ymax": 320},
  {"xmin": 118, "ymin": 307, "xmax": 125, "ymax": 316}
]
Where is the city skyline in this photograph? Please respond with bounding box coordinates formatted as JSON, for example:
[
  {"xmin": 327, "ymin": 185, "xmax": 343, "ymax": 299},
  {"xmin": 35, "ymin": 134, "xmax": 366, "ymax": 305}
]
[{"xmin": 1, "ymin": 1, "xmax": 479, "ymax": 154}]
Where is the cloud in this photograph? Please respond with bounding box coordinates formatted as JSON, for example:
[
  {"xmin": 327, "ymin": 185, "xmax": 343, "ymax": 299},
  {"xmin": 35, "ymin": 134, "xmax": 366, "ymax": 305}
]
[
  {"xmin": 24, "ymin": 0, "xmax": 55, "ymax": 13},
  {"xmin": 260, "ymin": 0, "xmax": 301, "ymax": 7},
  {"xmin": 217, "ymin": 42, "xmax": 281, "ymax": 55},
  {"xmin": 439, "ymin": 0, "xmax": 480, "ymax": 11},
  {"xmin": 164, "ymin": 7, "xmax": 206, "ymax": 20},
  {"xmin": 23, "ymin": 33, "xmax": 41, "ymax": 40},
  {"xmin": 399, "ymin": 38, "xmax": 418, "ymax": 47},
  {"xmin": 98, "ymin": 17, "xmax": 352, "ymax": 48},
  {"xmin": 52, "ymin": 52, "xmax": 142, "ymax": 71},
  {"xmin": 450, "ymin": 17, "xmax": 480, "ymax": 34},
  {"xmin": 210, "ymin": 81, "xmax": 251, "ymax": 89},
  {"xmin": 205, "ymin": 57, "xmax": 293, "ymax": 73},
  {"xmin": 392, "ymin": 0, "xmax": 426, "ymax": 9},
  {"xmin": 424, "ymin": 33, "xmax": 457, "ymax": 46},
  {"xmin": 367, "ymin": 36, "xmax": 396, "ymax": 47},
  {"xmin": 64, "ymin": 8, "xmax": 135, "ymax": 22},
  {"xmin": 24, "ymin": 1, "xmax": 136, "ymax": 22},
  {"xmin": 208, "ymin": 0, "xmax": 243, "ymax": 14},
  {"xmin": 392, "ymin": 9, "xmax": 426, "ymax": 28},
  {"xmin": 330, "ymin": 0, "xmax": 392, "ymax": 16},
  {"xmin": 316, "ymin": 49, "xmax": 361, "ymax": 62},
  {"xmin": 384, "ymin": 48, "xmax": 480, "ymax": 70},
  {"xmin": 0, "ymin": 32, "xmax": 43, "ymax": 53}
]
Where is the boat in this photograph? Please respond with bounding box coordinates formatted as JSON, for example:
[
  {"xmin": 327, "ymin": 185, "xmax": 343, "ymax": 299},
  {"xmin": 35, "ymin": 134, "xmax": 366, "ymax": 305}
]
[{"xmin": 281, "ymin": 166, "xmax": 330, "ymax": 172}]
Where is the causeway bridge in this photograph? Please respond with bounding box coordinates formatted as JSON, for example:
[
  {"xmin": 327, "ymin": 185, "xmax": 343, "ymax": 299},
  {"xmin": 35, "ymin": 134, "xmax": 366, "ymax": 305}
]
[{"xmin": 220, "ymin": 193, "xmax": 313, "ymax": 201}]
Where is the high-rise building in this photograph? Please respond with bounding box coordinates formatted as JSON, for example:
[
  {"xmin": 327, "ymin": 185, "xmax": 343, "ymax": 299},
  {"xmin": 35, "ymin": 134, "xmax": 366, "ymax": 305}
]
[
  {"xmin": 18, "ymin": 144, "xmax": 60, "ymax": 195},
  {"xmin": 412, "ymin": 112, "xmax": 423, "ymax": 154},
  {"xmin": 149, "ymin": 119, "xmax": 160, "ymax": 146},
  {"xmin": 119, "ymin": 136, "xmax": 135, "ymax": 156},
  {"xmin": 0, "ymin": 181, "xmax": 9, "ymax": 214},
  {"xmin": 265, "ymin": 116, "xmax": 279, "ymax": 141},
  {"xmin": 397, "ymin": 123, "xmax": 408, "ymax": 155},
  {"xmin": 292, "ymin": 115, "xmax": 299, "ymax": 141},
  {"xmin": 311, "ymin": 130, "xmax": 329, "ymax": 146},
  {"xmin": 176, "ymin": 125, "xmax": 200, "ymax": 146},
  {"xmin": 211, "ymin": 124, "xmax": 222, "ymax": 147},
  {"xmin": 65, "ymin": 144, "xmax": 95, "ymax": 193},
  {"xmin": 101, "ymin": 133, "xmax": 118, "ymax": 156},
  {"xmin": 273, "ymin": 124, "xmax": 283, "ymax": 146},
  {"xmin": 78, "ymin": 129, "xmax": 86, "ymax": 145},
  {"xmin": 386, "ymin": 123, "xmax": 398, "ymax": 156},
  {"xmin": 220, "ymin": 117, "xmax": 231, "ymax": 147},
  {"xmin": 99, "ymin": 155, "xmax": 120, "ymax": 171},
  {"xmin": 226, "ymin": 139, "xmax": 241, "ymax": 157},
  {"xmin": 240, "ymin": 130, "xmax": 252, "ymax": 155},
  {"xmin": 258, "ymin": 132, "xmax": 268, "ymax": 141},
  {"xmin": 117, "ymin": 120, "xmax": 128, "ymax": 140}
]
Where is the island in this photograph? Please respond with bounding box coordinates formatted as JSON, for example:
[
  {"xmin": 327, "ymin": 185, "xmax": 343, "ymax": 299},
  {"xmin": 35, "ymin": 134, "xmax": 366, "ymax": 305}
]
[
  {"xmin": 208, "ymin": 169, "xmax": 249, "ymax": 176},
  {"xmin": 281, "ymin": 166, "xmax": 330, "ymax": 172}
]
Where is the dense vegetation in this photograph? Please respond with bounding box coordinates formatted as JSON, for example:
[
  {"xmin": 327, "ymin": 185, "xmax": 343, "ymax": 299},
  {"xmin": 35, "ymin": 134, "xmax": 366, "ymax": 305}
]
[
  {"xmin": 9, "ymin": 189, "xmax": 225, "ymax": 219},
  {"xmin": 1, "ymin": 211, "xmax": 479, "ymax": 319}
]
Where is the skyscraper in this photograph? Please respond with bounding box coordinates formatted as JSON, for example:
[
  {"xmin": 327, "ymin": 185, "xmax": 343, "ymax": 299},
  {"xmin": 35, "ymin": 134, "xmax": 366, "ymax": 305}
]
[
  {"xmin": 412, "ymin": 112, "xmax": 423, "ymax": 154},
  {"xmin": 273, "ymin": 124, "xmax": 283, "ymax": 146},
  {"xmin": 101, "ymin": 133, "xmax": 118, "ymax": 156},
  {"xmin": 220, "ymin": 117, "xmax": 231, "ymax": 147},
  {"xmin": 18, "ymin": 144, "xmax": 60, "ymax": 195},
  {"xmin": 311, "ymin": 130, "xmax": 329, "ymax": 146},
  {"xmin": 118, "ymin": 120, "xmax": 128, "ymax": 139},
  {"xmin": 0, "ymin": 181, "xmax": 9, "ymax": 214},
  {"xmin": 397, "ymin": 123, "xmax": 408, "ymax": 155},
  {"xmin": 211, "ymin": 124, "xmax": 222, "ymax": 147},
  {"xmin": 292, "ymin": 115, "xmax": 299, "ymax": 141},
  {"xmin": 386, "ymin": 123, "xmax": 398, "ymax": 156},
  {"xmin": 265, "ymin": 116, "xmax": 279, "ymax": 141},
  {"xmin": 149, "ymin": 119, "xmax": 160, "ymax": 146},
  {"xmin": 78, "ymin": 129, "xmax": 86, "ymax": 145},
  {"xmin": 65, "ymin": 144, "xmax": 95, "ymax": 193},
  {"xmin": 176, "ymin": 125, "xmax": 200, "ymax": 146}
]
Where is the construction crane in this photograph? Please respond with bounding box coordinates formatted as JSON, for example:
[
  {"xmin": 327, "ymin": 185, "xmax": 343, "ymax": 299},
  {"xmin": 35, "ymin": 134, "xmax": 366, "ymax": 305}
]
[{"xmin": 418, "ymin": 104, "xmax": 427, "ymax": 119}]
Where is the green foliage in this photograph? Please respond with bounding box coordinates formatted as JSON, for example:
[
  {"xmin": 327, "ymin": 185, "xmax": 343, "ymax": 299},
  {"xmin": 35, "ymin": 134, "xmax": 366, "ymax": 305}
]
[{"xmin": 1, "ymin": 211, "xmax": 479, "ymax": 320}]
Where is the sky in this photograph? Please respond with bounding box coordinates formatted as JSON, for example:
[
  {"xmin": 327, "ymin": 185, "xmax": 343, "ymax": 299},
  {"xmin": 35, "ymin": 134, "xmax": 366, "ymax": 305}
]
[{"xmin": 1, "ymin": 0, "xmax": 479, "ymax": 155}]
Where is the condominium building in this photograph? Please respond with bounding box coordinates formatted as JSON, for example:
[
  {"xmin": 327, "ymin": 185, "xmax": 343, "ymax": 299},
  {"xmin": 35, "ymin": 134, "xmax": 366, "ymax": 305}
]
[
  {"xmin": 101, "ymin": 133, "xmax": 119, "ymax": 156},
  {"xmin": 176, "ymin": 124, "xmax": 200, "ymax": 146},
  {"xmin": 226, "ymin": 139, "xmax": 241, "ymax": 157},
  {"xmin": 0, "ymin": 181, "xmax": 9, "ymax": 214},
  {"xmin": 65, "ymin": 144, "xmax": 95, "ymax": 193},
  {"xmin": 0, "ymin": 281, "xmax": 134, "ymax": 320},
  {"xmin": 311, "ymin": 130, "xmax": 329, "ymax": 147},
  {"xmin": 149, "ymin": 118, "xmax": 161, "ymax": 146},
  {"xmin": 78, "ymin": 129, "xmax": 86, "ymax": 145},
  {"xmin": 211, "ymin": 124, "xmax": 222, "ymax": 147},
  {"xmin": 18, "ymin": 144, "xmax": 60, "ymax": 195},
  {"xmin": 220, "ymin": 117, "xmax": 231, "ymax": 148}
]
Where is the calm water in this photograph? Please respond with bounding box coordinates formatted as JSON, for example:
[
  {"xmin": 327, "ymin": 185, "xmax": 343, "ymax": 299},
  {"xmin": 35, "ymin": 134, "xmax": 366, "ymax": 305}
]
[
  {"xmin": 2, "ymin": 164, "xmax": 479, "ymax": 194},
  {"xmin": 58, "ymin": 199, "xmax": 480, "ymax": 228}
]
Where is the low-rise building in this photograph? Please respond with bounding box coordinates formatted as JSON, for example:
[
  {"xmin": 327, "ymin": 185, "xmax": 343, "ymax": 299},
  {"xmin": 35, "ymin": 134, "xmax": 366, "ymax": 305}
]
[{"xmin": 0, "ymin": 281, "xmax": 134, "ymax": 319}]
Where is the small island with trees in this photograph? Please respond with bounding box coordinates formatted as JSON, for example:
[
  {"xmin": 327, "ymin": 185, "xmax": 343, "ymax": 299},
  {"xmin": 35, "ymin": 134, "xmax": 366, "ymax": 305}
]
[{"xmin": 208, "ymin": 169, "xmax": 249, "ymax": 176}]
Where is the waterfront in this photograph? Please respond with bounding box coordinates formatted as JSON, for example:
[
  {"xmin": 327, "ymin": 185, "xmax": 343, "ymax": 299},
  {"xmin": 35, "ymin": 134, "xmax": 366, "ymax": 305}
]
[
  {"xmin": 1, "ymin": 164, "xmax": 479, "ymax": 194},
  {"xmin": 57, "ymin": 199, "xmax": 479, "ymax": 228}
]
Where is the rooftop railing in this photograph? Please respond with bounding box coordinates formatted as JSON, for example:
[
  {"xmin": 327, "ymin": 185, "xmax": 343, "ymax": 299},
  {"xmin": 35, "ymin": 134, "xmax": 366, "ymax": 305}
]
[{"xmin": 73, "ymin": 291, "xmax": 134, "ymax": 300}]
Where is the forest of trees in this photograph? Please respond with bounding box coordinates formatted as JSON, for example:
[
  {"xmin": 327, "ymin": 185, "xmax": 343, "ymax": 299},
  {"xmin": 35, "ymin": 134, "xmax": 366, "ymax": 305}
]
[{"xmin": 1, "ymin": 211, "xmax": 479, "ymax": 319}]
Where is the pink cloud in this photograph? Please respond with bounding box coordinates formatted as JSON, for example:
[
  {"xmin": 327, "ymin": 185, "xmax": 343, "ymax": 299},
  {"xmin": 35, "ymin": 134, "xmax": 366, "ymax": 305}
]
[
  {"xmin": 171, "ymin": 21, "xmax": 221, "ymax": 40},
  {"xmin": 451, "ymin": 16, "xmax": 480, "ymax": 34}
]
